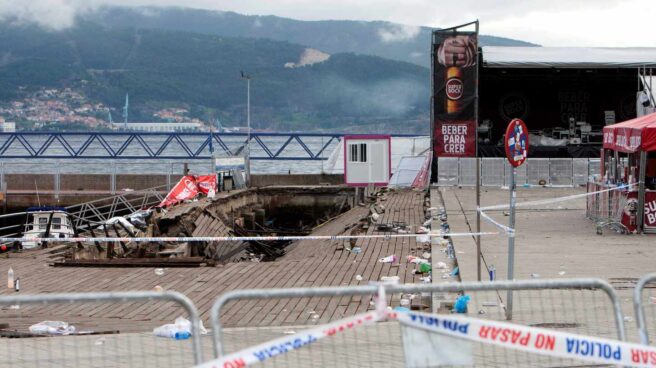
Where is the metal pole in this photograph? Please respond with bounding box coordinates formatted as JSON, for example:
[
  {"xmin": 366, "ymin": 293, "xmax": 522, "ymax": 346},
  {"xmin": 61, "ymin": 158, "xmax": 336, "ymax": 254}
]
[
  {"xmin": 506, "ymin": 166, "xmax": 517, "ymax": 320},
  {"xmin": 474, "ymin": 20, "xmax": 481, "ymax": 281},
  {"xmin": 245, "ymin": 77, "xmax": 251, "ymax": 187},
  {"xmin": 638, "ymin": 151, "xmax": 647, "ymax": 233}
]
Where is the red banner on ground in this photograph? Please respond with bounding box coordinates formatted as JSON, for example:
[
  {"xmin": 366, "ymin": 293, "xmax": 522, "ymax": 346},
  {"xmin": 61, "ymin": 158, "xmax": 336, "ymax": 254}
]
[
  {"xmin": 159, "ymin": 175, "xmax": 199, "ymax": 208},
  {"xmin": 195, "ymin": 174, "xmax": 217, "ymax": 195}
]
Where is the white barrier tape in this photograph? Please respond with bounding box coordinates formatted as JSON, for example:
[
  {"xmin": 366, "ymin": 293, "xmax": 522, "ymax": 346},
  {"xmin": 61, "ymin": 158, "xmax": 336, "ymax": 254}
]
[
  {"xmin": 392, "ymin": 310, "xmax": 656, "ymax": 368},
  {"xmin": 0, "ymin": 232, "xmax": 498, "ymax": 243},
  {"xmin": 479, "ymin": 183, "xmax": 636, "ymax": 211},
  {"xmin": 477, "ymin": 207, "xmax": 515, "ymax": 235},
  {"xmin": 195, "ymin": 310, "xmax": 383, "ymax": 368}
]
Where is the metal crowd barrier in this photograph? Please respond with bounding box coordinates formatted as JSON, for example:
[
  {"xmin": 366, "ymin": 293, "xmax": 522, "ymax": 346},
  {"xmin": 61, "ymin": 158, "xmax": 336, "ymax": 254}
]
[
  {"xmin": 209, "ymin": 279, "xmax": 625, "ymax": 367},
  {"xmin": 437, "ymin": 157, "xmax": 601, "ymax": 187},
  {"xmin": 634, "ymin": 273, "xmax": 656, "ymax": 345},
  {"xmin": 0, "ymin": 291, "xmax": 203, "ymax": 367}
]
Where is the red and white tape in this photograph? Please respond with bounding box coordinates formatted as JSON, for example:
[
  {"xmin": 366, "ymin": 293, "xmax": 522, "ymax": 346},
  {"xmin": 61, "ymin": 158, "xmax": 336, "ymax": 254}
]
[
  {"xmin": 199, "ymin": 307, "xmax": 656, "ymax": 368},
  {"xmin": 393, "ymin": 310, "xmax": 656, "ymax": 367},
  {"xmin": 197, "ymin": 310, "xmax": 384, "ymax": 368}
]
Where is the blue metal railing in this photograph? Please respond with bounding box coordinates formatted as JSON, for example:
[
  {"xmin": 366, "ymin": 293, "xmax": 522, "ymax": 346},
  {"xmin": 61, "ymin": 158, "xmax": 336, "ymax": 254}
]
[{"xmin": 0, "ymin": 132, "xmax": 424, "ymax": 160}]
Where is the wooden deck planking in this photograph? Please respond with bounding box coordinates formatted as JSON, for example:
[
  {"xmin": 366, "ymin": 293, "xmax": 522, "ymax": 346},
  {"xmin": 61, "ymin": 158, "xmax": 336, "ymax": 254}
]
[{"xmin": 0, "ymin": 190, "xmax": 427, "ymax": 331}]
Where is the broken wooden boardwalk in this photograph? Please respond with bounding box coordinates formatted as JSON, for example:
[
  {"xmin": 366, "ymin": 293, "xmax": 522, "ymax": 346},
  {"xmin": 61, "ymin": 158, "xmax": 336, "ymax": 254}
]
[{"xmin": 0, "ymin": 190, "xmax": 428, "ymax": 333}]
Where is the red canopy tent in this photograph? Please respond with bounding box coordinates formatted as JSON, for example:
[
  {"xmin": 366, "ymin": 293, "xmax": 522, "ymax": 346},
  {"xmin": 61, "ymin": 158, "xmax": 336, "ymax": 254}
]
[
  {"xmin": 603, "ymin": 112, "xmax": 656, "ymax": 153},
  {"xmin": 600, "ymin": 112, "xmax": 656, "ymax": 232}
]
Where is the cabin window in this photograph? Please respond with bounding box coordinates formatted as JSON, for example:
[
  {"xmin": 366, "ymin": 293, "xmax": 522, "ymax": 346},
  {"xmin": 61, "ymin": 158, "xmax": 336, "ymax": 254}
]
[
  {"xmin": 52, "ymin": 217, "xmax": 61, "ymax": 230},
  {"xmin": 348, "ymin": 143, "xmax": 367, "ymax": 163},
  {"xmin": 38, "ymin": 217, "xmax": 47, "ymax": 230}
]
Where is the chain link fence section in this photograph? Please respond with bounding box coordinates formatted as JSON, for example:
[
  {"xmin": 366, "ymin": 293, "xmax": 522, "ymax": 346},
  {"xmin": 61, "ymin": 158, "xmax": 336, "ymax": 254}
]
[
  {"xmin": 634, "ymin": 273, "xmax": 656, "ymax": 345},
  {"xmin": 0, "ymin": 291, "xmax": 203, "ymax": 368},
  {"xmin": 208, "ymin": 279, "xmax": 625, "ymax": 367},
  {"xmin": 437, "ymin": 157, "xmax": 600, "ymax": 187}
]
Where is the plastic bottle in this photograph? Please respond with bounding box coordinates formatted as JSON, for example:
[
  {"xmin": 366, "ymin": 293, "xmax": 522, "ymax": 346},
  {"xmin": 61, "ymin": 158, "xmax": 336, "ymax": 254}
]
[
  {"xmin": 489, "ymin": 265, "xmax": 496, "ymax": 281},
  {"xmin": 418, "ymin": 263, "xmax": 431, "ymax": 274},
  {"xmin": 7, "ymin": 268, "xmax": 13, "ymax": 289},
  {"xmin": 153, "ymin": 325, "xmax": 191, "ymax": 340},
  {"xmin": 14, "ymin": 278, "xmax": 20, "ymax": 292}
]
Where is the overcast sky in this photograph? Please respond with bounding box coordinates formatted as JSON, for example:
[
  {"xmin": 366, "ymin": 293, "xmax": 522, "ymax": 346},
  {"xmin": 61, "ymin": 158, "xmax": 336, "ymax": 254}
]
[{"xmin": 2, "ymin": 0, "xmax": 655, "ymax": 47}]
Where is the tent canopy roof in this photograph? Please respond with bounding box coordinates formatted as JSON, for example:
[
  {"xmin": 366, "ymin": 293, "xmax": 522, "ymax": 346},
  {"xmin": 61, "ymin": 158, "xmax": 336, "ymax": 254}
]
[
  {"xmin": 603, "ymin": 112, "xmax": 656, "ymax": 153},
  {"xmin": 482, "ymin": 47, "xmax": 656, "ymax": 69}
]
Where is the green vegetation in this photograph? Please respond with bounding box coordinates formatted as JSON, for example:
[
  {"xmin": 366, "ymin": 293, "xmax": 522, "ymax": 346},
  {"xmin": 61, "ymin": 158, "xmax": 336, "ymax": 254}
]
[{"xmin": 0, "ymin": 8, "xmax": 534, "ymax": 132}]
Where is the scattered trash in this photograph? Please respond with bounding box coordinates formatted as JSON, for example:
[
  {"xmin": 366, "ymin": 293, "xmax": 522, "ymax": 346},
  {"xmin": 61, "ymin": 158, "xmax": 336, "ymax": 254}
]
[
  {"xmin": 370, "ymin": 212, "xmax": 380, "ymax": 222},
  {"xmin": 435, "ymin": 261, "xmax": 447, "ymax": 269},
  {"xmin": 406, "ymin": 255, "xmax": 430, "ymax": 264},
  {"xmin": 7, "ymin": 267, "xmax": 14, "ymax": 289},
  {"xmin": 454, "ymin": 295, "xmax": 470, "ymax": 313},
  {"xmin": 378, "ymin": 255, "xmax": 398, "ymax": 263},
  {"xmin": 489, "ymin": 265, "xmax": 496, "ymax": 281},
  {"xmin": 380, "ymin": 275, "xmax": 400, "ymax": 283},
  {"xmin": 9, "ymin": 305, "xmax": 19, "ymax": 310},
  {"xmin": 422, "ymin": 252, "xmax": 431, "ymax": 259},
  {"xmin": 450, "ymin": 266, "xmax": 459, "ymax": 277},
  {"xmin": 283, "ymin": 330, "xmax": 296, "ymax": 335},
  {"xmin": 482, "ymin": 301, "xmax": 498, "ymax": 307},
  {"xmin": 394, "ymin": 306, "xmax": 410, "ymax": 312},
  {"xmin": 531, "ymin": 273, "xmax": 540, "ymax": 278},
  {"xmin": 415, "ymin": 235, "xmax": 430, "ymax": 243},
  {"xmin": 308, "ymin": 310, "xmax": 316, "ymax": 314},
  {"xmin": 350, "ymin": 247, "xmax": 362, "ymax": 255},
  {"xmin": 416, "ymin": 226, "xmax": 429, "ymax": 234},
  {"xmin": 400, "ymin": 298, "xmax": 410, "ymax": 306},
  {"xmin": 355, "ymin": 275, "xmax": 363, "ymax": 281},
  {"xmin": 558, "ymin": 271, "xmax": 567, "ymax": 276},
  {"xmin": 312, "ymin": 314, "xmax": 319, "ymax": 320},
  {"xmin": 422, "ymin": 219, "xmax": 432, "ymax": 227},
  {"xmin": 478, "ymin": 309, "xmax": 486, "ymax": 315},
  {"xmin": 29, "ymin": 321, "xmax": 76, "ymax": 335},
  {"xmin": 94, "ymin": 338, "xmax": 105, "ymax": 346},
  {"xmin": 624, "ymin": 316, "xmax": 634, "ymax": 322},
  {"xmin": 154, "ymin": 268, "xmax": 165, "ymax": 276},
  {"xmin": 420, "ymin": 276, "xmax": 431, "ymax": 283},
  {"xmin": 153, "ymin": 317, "xmax": 206, "ymax": 340}
]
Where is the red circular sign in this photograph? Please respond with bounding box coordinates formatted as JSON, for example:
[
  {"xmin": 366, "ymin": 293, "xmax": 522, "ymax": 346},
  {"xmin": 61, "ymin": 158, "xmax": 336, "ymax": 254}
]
[
  {"xmin": 504, "ymin": 118, "xmax": 529, "ymax": 167},
  {"xmin": 446, "ymin": 78, "xmax": 463, "ymax": 100}
]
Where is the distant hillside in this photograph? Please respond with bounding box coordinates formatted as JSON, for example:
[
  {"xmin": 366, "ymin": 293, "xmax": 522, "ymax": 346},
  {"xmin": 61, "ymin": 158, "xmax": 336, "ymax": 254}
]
[
  {"xmin": 84, "ymin": 6, "xmax": 538, "ymax": 68},
  {"xmin": 0, "ymin": 22, "xmax": 430, "ymax": 132}
]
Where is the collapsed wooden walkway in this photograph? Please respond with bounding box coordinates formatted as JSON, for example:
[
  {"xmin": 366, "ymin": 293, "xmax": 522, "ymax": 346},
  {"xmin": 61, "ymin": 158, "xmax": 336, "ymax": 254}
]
[{"xmin": 0, "ymin": 189, "xmax": 429, "ymax": 333}]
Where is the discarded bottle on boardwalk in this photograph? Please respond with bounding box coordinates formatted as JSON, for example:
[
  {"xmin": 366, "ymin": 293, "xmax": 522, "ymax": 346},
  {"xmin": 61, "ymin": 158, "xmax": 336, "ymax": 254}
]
[
  {"xmin": 489, "ymin": 265, "xmax": 496, "ymax": 281},
  {"xmin": 7, "ymin": 267, "xmax": 13, "ymax": 289}
]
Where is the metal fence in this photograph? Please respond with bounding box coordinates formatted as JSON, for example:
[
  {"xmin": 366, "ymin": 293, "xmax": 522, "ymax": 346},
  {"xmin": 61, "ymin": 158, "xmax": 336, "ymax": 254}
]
[
  {"xmin": 208, "ymin": 279, "xmax": 625, "ymax": 367},
  {"xmin": 0, "ymin": 291, "xmax": 203, "ymax": 367},
  {"xmin": 437, "ymin": 158, "xmax": 601, "ymax": 187},
  {"xmin": 635, "ymin": 273, "xmax": 656, "ymax": 345}
]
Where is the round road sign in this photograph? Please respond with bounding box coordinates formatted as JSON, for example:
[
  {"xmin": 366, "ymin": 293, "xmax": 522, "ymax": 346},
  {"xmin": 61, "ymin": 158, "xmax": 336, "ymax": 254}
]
[{"xmin": 504, "ymin": 118, "xmax": 529, "ymax": 167}]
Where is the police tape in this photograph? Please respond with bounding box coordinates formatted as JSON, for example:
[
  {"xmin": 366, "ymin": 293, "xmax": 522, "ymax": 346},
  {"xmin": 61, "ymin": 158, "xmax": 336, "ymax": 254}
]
[
  {"xmin": 196, "ymin": 310, "xmax": 384, "ymax": 368},
  {"xmin": 0, "ymin": 232, "xmax": 499, "ymax": 243},
  {"xmin": 477, "ymin": 208, "xmax": 515, "ymax": 235},
  {"xmin": 479, "ymin": 183, "xmax": 636, "ymax": 211},
  {"xmin": 476, "ymin": 183, "xmax": 637, "ymax": 235},
  {"xmin": 393, "ymin": 310, "xmax": 656, "ymax": 368}
]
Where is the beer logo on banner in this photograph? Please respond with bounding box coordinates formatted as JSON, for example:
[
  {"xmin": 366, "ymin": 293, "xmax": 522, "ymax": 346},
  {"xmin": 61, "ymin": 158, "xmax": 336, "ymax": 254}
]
[
  {"xmin": 504, "ymin": 118, "xmax": 529, "ymax": 167},
  {"xmin": 446, "ymin": 77, "xmax": 463, "ymax": 100},
  {"xmin": 623, "ymin": 198, "xmax": 639, "ymax": 217}
]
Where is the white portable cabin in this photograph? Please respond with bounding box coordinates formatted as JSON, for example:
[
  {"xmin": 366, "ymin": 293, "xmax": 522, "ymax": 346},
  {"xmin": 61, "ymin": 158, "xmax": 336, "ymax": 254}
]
[{"xmin": 343, "ymin": 135, "xmax": 391, "ymax": 187}]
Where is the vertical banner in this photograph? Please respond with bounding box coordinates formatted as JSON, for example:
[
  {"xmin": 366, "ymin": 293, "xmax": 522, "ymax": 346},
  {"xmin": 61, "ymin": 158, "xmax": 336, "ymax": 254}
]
[{"xmin": 432, "ymin": 22, "xmax": 479, "ymax": 158}]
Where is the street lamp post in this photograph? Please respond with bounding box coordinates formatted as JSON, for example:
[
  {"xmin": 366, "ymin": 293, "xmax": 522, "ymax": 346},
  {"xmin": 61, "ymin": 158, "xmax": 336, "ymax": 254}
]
[{"xmin": 241, "ymin": 71, "xmax": 252, "ymax": 187}]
